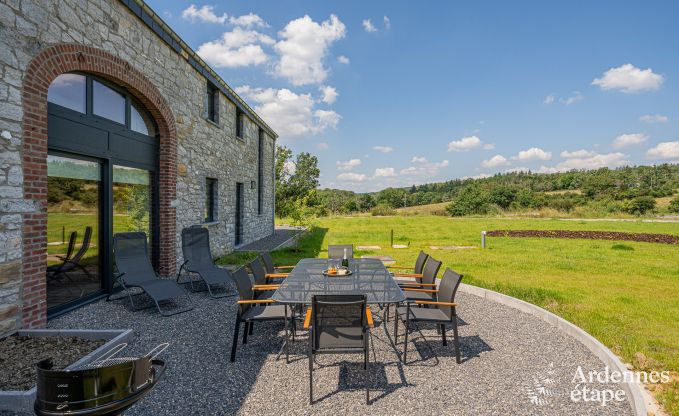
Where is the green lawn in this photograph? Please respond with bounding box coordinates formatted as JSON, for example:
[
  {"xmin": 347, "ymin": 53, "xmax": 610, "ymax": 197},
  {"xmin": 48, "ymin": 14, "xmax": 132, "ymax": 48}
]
[{"xmin": 220, "ymin": 215, "xmax": 679, "ymax": 413}]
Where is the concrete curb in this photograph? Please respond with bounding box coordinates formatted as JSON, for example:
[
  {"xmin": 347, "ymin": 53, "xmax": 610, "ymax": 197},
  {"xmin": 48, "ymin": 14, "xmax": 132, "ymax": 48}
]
[
  {"xmin": 0, "ymin": 329, "xmax": 133, "ymax": 414},
  {"xmin": 458, "ymin": 283, "xmax": 649, "ymax": 416}
]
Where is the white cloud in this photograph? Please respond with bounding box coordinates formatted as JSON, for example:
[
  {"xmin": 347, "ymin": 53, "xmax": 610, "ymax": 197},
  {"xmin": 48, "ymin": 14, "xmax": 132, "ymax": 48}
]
[
  {"xmin": 647, "ymin": 141, "xmax": 679, "ymax": 160},
  {"xmin": 362, "ymin": 19, "xmax": 377, "ymax": 32},
  {"xmin": 592, "ymin": 64, "xmax": 664, "ymax": 93},
  {"xmin": 383, "ymin": 16, "xmax": 391, "ymax": 29},
  {"xmin": 539, "ymin": 152, "xmax": 629, "ymax": 172},
  {"xmin": 560, "ymin": 149, "xmax": 597, "ymax": 159},
  {"xmin": 283, "ymin": 160, "xmax": 296, "ymax": 175},
  {"xmin": 482, "ymin": 143, "xmax": 495, "ymax": 150},
  {"xmin": 182, "ymin": 4, "xmax": 227, "ymax": 24},
  {"xmin": 337, "ymin": 172, "xmax": 367, "ymax": 182},
  {"xmin": 481, "ymin": 155, "xmax": 509, "ymax": 169},
  {"xmin": 373, "ymin": 146, "xmax": 394, "ymax": 153},
  {"xmin": 316, "ymin": 142, "xmax": 329, "ymax": 150},
  {"xmin": 196, "ymin": 28, "xmax": 274, "ymax": 68},
  {"xmin": 640, "ymin": 114, "xmax": 668, "ymax": 123},
  {"xmin": 447, "ymin": 135, "xmax": 486, "ymax": 152},
  {"xmin": 400, "ymin": 160, "xmax": 449, "ymax": 177},
  {"xmin": 236, "ymin": 86, "xmax": 340, "ymax": 138},
  {"xmin": 463, "ymin": 173, "xmax": 492, "ymax": 180},
  {"xmin": 229, "ymin": 13, "xmax": 269, "ymax": 28},
  {"xmin": 512, "ymin": 147, "xmax": 552, "ymax": 161},
  {"xmin": 274, "ymin": 15, "xmax": 346, "ymax": 86},
  {"xmin": 612, "ymin": 133, "xmax": 648, "ymax": 149},
  {"xmin": 319, "ymin": 85, "xmax": 338, "ymax": 104},
  {"xmin": 543, "ymin": 95, "xmax": 555, "ymax": 105},
  {"xmin": 337, "ymin": 55, "xmax": 350, "ymax": 65},
  {"xmin": 559, "ymin": 91, "xmax": 583, "ymax": 105},
  {"xmin": 374, "ymin": 167, "xmax": 396, "ymax": 177},
  {"xmin": 336, "ymin": 158, "xmax": 362, "ymax": 171},
  {"xmin": 411, "ymin": 156, "xmax": 427, "ymax": 163}
]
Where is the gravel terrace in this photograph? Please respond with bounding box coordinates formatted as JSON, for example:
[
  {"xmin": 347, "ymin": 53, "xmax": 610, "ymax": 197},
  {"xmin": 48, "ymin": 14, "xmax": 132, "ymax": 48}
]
[{"xmin": 43, "ymin": 285, "xmax": 633, "ymax": 416}]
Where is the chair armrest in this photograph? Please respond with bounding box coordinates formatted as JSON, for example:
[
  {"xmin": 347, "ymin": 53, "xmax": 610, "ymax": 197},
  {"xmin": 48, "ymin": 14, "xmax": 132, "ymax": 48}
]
[
  {"xmin": 303, "ymin": 307, "xmax": 312, "ymax": 329},
  {"xmin": 403, "ymin": 288, "xmax": 438, "ymax": 293},
  {"xmin": 266, "ymin": 273, "xmax": 289, "ymax": 278},
  {"xmin": 237, "ymin": 299, "xmax": 276, "ymax": 304},
  {"xmin": 275, "ymin": 265, "xmax": 295, "ymax": 270},
  {"xmin": 366, "ymin": 306, "xmax": 374, "ymax": 328},
  {"xmin": 398, "ymin": 282, "xmax": 437, "ymax": 287},
  {"xmin": 393, "ymin": 273, "xmax": 423, "ymax": 278},
  {"xmin": 414, "ymin": 300, "xmax": 457, "ymax": 307},
  {"xmin": 387, "ymin": 265, "xmax": 414, "ymax": 270},
  {"xmin": 253, "ymin": 284, "xmax": 280, "ymax": 290}
]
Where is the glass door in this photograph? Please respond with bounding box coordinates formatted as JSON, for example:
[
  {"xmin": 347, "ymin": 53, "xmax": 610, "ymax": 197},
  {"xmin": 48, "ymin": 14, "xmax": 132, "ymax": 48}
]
[
  {"xmin": 46, "ymin": 154, "xmax": 102, "ymax": 311},
  {"xmin": 112, "ymin": 165, "xmax": 156, "ymax": 264}
]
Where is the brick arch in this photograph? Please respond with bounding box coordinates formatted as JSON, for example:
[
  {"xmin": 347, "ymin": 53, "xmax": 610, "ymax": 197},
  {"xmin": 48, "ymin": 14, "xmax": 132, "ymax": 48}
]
[{"xmin": 21, "ymin": 44, "xmax": 177, "ymax": 327}]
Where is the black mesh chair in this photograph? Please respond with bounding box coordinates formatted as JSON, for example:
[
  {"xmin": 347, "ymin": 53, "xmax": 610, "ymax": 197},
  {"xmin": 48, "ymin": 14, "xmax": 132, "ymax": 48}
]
[
  {"xmin": 111, "ymin": 232, "xmax": 193, "ymax": 316},
  {"xmin": 304, "ymin": 294, "xmax": 373, "ymax": 405},
  {"xmin": 388, "ymin": 250, "xmax": 429, "ymax": 285},
  {"xmin": 394, "ymin": 268, "xmax": 463, "ymax": 364},
  {"xmin": 46, "ymin": 230, "xmax": 77, "ymax": 282},
  {"xmin": 178, "ymin": 227, "xmax": 234, "ymax": 298},
  {"xmin": 328, "ymin": 244, "xmax": 353, "ymax": 260},
  {"xmin": 261, "ymin": 251, "xmax": 295, "ymax": 276},
  {"xmin": 47, "ymin": 227, "xmax": 94, "ymax": 281},
  {"xmin": 230, "ymin": 267, "xmax": 290, "ymax": 362},
  {"xmin": 400, "ymin": 257, "xmax": 442, "ymax": 302},
  {"xmin": 248, "ymin": 257, "xmax": 280, "ymax": 299}
]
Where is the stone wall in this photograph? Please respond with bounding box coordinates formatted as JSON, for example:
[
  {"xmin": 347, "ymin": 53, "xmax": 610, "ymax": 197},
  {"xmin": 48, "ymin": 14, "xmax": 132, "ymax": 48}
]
[{"xmin": 0, "ymin": 0, "xmax": 276, "ymax": 335}]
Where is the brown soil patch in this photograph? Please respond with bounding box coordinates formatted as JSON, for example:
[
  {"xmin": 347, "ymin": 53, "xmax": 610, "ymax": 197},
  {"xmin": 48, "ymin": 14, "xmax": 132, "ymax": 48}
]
[
  {"xmin": 0, "ymin": 336, "xmax": 104, "ymax": 391},
  {"xmin": 486, "ymin": 230, "xmax": 679, "ymax": 244}
]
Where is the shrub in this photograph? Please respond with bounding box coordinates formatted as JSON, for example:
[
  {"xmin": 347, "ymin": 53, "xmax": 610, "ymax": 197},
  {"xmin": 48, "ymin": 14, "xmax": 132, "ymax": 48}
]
[
  {"xmin": 371, "ymin": 204, "xmax": 396, "ymax": 216},
  {"xmin": 446, "ymin": 184, "xmax": 490, "ymax": 216},
  {"xmin": 668, "ymin": 195, "xmax": 679, "ymax": 214},
  {"xmin": 623, "ymin": 196, "xmax": 656, "ymax": 215}
]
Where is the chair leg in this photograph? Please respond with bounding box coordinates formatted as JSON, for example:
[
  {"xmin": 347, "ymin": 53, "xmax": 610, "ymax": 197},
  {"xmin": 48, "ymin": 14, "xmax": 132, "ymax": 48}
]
[
  {"xmin": 230, "ymin": 315, "xmax": 242, "ymax": 362},
  {"xmin": 243, "ymin": 322, "xmax": 250, "ymax": 344},
  {"xmin": 440, "ymin": 324, "xmax": 447, "ymax": 346},
  {"xmin": 365, "ymin": 332, "xmax": 370, "ymax": 405},
  {"xmin": 308, "ymin": 336, "xmax": 313, "ymax": 405},
  {"xmin": 284, "ymin": 305, "xmax": 289, "ymax": 363},
  {"xmin": 393, "ymin": 308, "xmax": 399, "ymax": 344},
  {"xmin": 385, "ymin": 303, "xmax": 390, "ymax": 323},
  {"xmin": 452, "ymin": 313, "xmax": 461, "ymax": 364},
  {"xmin": 403, "ymin": 316, "xmax": 410, "ymax": 364},
  {"xmin": 249, "ymin": 321, "xmax": 254, "ymax": 335}
]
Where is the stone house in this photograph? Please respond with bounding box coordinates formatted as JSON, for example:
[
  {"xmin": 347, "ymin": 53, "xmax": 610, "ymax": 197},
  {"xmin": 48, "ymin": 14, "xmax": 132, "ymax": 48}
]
[{"xmin": 0, "ymin": 0, "xmax": 278, "ymax": 335}]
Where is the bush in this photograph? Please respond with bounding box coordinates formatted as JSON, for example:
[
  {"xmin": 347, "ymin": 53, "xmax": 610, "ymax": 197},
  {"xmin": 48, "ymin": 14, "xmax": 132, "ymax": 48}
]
[
  {"xmin": 370, "ymin": 204, "xmax": 396, "ymax": 216},
  {"xmin": 623, "ymin": 196, "xmax": 656, "ymax": 215},
  {"xmin": 446, "ymin": 184, "xmax": 490, "ymax": 216},
  {"xmin": 668, "ymin": 195, "xmax": 679, "ymax": 214}
]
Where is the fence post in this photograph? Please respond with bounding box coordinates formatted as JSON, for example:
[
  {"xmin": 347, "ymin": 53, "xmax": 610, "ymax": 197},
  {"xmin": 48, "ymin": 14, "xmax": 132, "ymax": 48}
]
[
  {"xmin": 481, "ymin": 231, "xmax": 486, "ymax": 249},
  {"xmin": 390, "ymin": 229, "xmax": 394, "ymax": 248}
]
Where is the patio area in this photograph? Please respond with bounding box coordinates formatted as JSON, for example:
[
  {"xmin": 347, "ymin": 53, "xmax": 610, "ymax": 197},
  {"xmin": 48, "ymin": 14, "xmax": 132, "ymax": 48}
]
[{"xmin": 48, "ymin": 285, "xmax": 633, "ymax": 415}]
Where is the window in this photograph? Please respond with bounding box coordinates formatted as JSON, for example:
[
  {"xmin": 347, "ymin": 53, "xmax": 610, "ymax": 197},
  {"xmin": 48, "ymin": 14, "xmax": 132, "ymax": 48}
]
[
  {"xmin": 206, "ymin": 82, "xmax": 219, "ymax": 123},
  {"xmin": 92, "ymin": 80, "xmax": 126, "ymax": 124},
  {"xmin": 47, "ymin": 73, "xmax": 86, "ymax": 113},
  {"xmin": 205, "ymin": 178, "xmax": 218, "ymax": 222},
  {"xmin": 236, "ymin": 109, "xmax": 244, "ymax": 139},
  {"xmin": 130, "ymin": 102, "xmax": 156, "ymax": 136},
  {"xmin": 257, "ymin": 129, "xmax": 264, "ymax": 215}
]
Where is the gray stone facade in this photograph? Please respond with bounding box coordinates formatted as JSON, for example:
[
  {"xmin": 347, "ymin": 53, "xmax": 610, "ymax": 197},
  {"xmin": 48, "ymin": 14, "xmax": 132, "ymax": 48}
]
[{"xmin": 0, "ymin": 0, "xmax": 276, "ymax": 334}]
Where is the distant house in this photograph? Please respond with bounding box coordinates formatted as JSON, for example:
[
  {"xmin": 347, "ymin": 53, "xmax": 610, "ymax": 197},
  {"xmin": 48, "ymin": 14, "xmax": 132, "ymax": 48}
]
[{"xmin": 0, "ymin": 0, "xmax": 277, "ymax": 334}]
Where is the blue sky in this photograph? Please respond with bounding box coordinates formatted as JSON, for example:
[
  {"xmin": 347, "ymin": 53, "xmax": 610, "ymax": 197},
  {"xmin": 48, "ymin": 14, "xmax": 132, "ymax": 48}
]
[{"xmin": 148, "ymin": 0, "xmax": 679, "ymax": 192}]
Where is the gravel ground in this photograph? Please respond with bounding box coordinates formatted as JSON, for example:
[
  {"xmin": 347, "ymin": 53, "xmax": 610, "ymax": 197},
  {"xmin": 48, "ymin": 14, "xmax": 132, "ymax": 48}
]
[
  {"xmin": 235, "ymin": 228, "xmax": 303, "ymax": 252},
  {"xmin": 44, "ymin": 287, "xmax": 634, "ymax": 416}
]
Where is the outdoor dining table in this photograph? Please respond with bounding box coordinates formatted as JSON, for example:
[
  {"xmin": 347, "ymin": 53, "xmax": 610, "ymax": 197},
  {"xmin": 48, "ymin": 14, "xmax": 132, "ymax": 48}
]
[{"xmin": 271, "ymin": 258, "xmax": 406, "ymax": 305}]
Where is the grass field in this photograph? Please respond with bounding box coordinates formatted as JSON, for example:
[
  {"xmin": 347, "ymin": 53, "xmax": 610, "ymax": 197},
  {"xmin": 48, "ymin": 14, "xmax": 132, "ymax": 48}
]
[{"xmin": 220, "ymin": 215, "xmax": 679, "ymax": 413}]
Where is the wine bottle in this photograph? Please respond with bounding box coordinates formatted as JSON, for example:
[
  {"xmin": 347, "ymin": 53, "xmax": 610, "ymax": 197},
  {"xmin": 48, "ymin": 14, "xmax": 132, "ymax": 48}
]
[{"xmin": 341, "ymin": 248, "xmax": 349, "ymax": 268}]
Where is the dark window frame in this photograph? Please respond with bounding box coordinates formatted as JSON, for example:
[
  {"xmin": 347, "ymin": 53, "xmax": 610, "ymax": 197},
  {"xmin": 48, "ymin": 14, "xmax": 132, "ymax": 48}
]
[
  {"xmin": 206, "ymin": 82, "xmax": 219, "ymax": 124},
  {"xmin": 257, "ymin": 129, "xmax": 264, "ymax": 215},
  {"xmin": 205, "ymin": 177, "xmax": 218, "ymax": 223},
  {"xmin": 236, "ymin": 109, "xmax": 244, "ymax": 139}
]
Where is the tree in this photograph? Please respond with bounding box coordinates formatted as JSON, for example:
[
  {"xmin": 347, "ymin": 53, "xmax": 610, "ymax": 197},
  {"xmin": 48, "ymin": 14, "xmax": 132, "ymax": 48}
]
[
  {"xmin": 669, "ymin": 195, "xmax": 679, "ymax": 214},
  {"xmin": 274, "ymin": 145, "xmax": 320, "ymax": 219},
  {"xmin": 446, "ymin": 184, "xmax": 490, "ymax": 216},
  {"xmin": 623, "ymin": 196, "xmax": 656, "ymax": 215},
  {"xmin": 358, "ymin": 194, "xmax": 376, "ymax": 211}
]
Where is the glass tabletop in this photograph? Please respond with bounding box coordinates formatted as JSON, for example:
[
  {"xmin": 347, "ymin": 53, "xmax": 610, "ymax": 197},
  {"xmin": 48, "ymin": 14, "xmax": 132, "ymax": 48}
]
[{"xmin": 271, "ymin": 258, "xmax": 406, "ymax": 305}]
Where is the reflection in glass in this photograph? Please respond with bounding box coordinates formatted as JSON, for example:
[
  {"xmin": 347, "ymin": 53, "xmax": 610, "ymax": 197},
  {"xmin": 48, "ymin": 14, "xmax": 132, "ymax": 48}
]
[
  {"xmin": 113, "ymin": 165, "xmax": 154, "ymax": 259},
  {"xmin": 46, "ymin": 154, "xmax": 101, "ymax": 310},
  {"xmin": 47, "ymin": 74, "xmax": 86, "ymax": 113},
  {"xmin": 130, "ymin": 103, "xmax": 156, "ymax": 136},
  {"xmin": 93, "ymin": 80, "xmax": 125, "ymax": 124}
]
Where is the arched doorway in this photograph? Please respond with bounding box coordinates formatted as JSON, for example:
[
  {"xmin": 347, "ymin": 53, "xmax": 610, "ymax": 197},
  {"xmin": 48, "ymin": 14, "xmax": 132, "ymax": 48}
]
[
  {"xmin": 45, "ymin": 73, "xmax": 159, "ymax": 314},
  {"xmin": 21, "ymin": 45, "xmax": 177, "ymax": 327}
]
